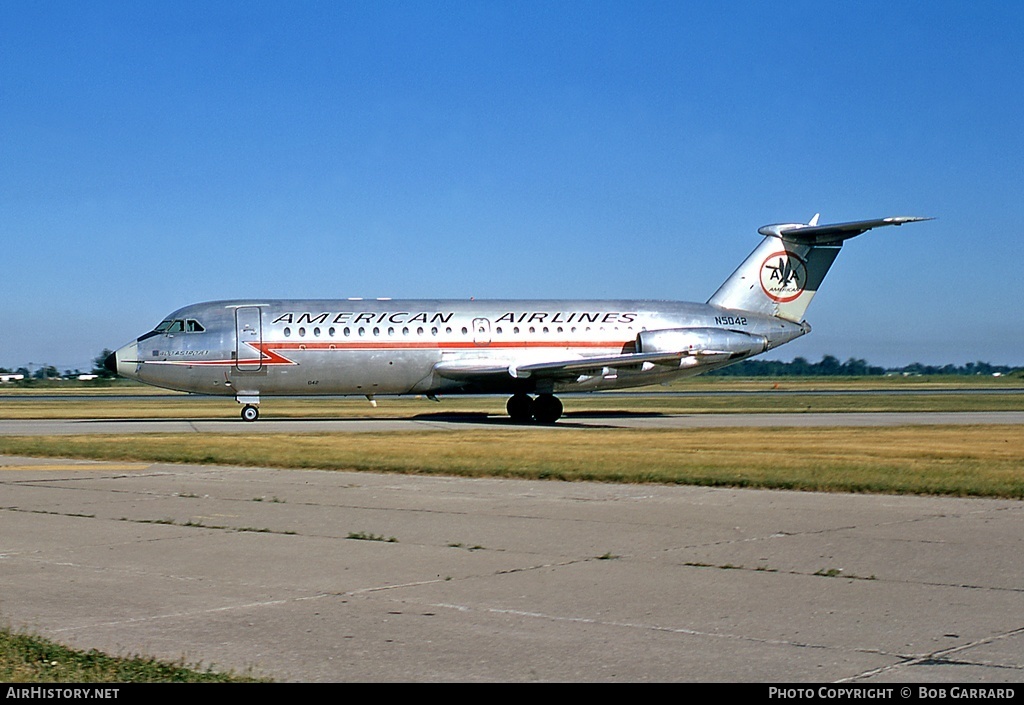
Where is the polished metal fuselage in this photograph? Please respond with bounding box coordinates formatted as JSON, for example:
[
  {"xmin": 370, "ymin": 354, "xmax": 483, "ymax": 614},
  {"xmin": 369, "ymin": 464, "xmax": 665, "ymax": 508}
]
[{"xmin": 112, "ymin": 298, "xmax": 807, "ymax": 398}]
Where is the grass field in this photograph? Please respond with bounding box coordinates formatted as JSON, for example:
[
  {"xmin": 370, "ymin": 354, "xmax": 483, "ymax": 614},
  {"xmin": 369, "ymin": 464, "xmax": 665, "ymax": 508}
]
[
  {"xmin": 0, "ymin": 627, "xmax": 265, "ymax": 682},
  {"xmin": 2, "ymin": 424, "xmax": 1022, "ymax": 498}
]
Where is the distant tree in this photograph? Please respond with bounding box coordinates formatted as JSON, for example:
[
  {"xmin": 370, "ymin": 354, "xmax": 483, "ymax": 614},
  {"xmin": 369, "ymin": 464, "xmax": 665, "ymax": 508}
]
[
  {"xmin": 840, "ymin": 358, "xmax": 884, "ymax": 376},
  {"xmin": 790, "ymin": 357, "xmax": 811, "ymax": 376},
  {"xmin": 34, "ymin": 365, "xmax": 60, "ymax": 380},
  {"xmin": 93, "ymin": 349, "xmax": 116, "ymax": 378},
  {"xmin": 815, "ymin": 355, "xmax": 841, "ymax": 376},
  {"xmin": 707, "ymin": 355, "xmax": 1024, "ymax": 377}
]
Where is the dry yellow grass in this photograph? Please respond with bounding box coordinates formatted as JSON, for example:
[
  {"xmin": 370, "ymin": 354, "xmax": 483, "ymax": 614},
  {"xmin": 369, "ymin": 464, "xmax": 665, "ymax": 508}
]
[{"xmin": 1, "ymin": 425, "xmax": 1022, "ymax": 498}]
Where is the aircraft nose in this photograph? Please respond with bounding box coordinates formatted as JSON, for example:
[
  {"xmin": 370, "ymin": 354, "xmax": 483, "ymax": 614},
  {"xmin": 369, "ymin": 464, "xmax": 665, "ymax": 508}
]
[{"xmin": 104, "ymin": 350, "xmax": 118, "ymax": 376}]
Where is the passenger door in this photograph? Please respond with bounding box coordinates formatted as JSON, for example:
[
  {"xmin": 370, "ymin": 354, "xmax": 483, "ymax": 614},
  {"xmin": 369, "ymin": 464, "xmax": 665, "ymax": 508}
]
[{"xmin": 235, "ymin": 306, "xmax": 263, "ymax": 371}]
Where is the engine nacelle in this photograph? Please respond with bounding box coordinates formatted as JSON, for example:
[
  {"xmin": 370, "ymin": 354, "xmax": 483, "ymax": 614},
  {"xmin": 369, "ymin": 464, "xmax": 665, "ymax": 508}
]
[{"xmin": 636, "ymin": 327, "xmax": 768, "ymax": 359}]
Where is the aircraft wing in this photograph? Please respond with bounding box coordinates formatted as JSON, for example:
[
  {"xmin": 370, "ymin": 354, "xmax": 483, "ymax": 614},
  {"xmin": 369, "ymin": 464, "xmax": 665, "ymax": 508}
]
[
  {"xmin": 434, "ymin": 350, "xmax": 699, "ymax": 382},
  {"xmin": 512, "ymin": 350, "xmax": 689, "ymax": 379}
]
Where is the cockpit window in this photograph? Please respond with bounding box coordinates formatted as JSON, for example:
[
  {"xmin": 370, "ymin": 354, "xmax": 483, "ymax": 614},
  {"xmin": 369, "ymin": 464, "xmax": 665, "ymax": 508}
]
[{"xmin": 153, "ymin": 319, "xmax": 204, "ymax": 334}]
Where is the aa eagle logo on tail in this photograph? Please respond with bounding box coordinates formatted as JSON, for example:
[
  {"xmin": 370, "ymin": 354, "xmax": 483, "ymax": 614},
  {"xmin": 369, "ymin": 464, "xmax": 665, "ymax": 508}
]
[{"xmin": 759, "ymin": 252, "xmax": 808, "ymax": 303}]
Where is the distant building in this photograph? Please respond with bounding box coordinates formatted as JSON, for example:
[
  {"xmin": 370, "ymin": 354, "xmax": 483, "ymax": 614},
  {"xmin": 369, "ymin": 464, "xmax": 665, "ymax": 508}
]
[{"xmin": 0, "ymin": 373, "xmax": 26, "ymax": 383}]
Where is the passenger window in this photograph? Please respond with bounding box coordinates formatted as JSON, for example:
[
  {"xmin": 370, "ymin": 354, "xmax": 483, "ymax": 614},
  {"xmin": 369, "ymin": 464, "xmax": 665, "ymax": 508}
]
[{"xmin": 284, "ymin": 327, "xmax": 291, "ymax": 337}]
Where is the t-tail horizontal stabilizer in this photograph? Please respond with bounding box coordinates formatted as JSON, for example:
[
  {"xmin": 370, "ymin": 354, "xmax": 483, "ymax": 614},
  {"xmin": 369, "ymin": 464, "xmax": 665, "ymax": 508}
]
[{"xmin": 707, "ymin": 214, "xmax": 932, "ymax": 323}]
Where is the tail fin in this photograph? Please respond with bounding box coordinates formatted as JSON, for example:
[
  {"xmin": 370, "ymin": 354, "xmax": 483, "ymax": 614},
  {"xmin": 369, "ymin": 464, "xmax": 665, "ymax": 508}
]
[{"xmin": 707, "ymin": 215, "xmax": 932, "ymax": 322}]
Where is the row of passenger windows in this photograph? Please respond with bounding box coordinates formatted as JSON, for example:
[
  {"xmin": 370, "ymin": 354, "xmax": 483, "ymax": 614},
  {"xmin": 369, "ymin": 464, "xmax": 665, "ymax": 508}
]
[{"xmin": 282, "ymin": 325, "xmax": 638, "ymax": 338}]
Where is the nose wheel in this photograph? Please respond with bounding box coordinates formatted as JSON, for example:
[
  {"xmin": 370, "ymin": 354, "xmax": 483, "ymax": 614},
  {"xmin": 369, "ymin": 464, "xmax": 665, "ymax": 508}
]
[{"xmin": 241, "ymin": 405, "xmax": 259, "ymax": 422}]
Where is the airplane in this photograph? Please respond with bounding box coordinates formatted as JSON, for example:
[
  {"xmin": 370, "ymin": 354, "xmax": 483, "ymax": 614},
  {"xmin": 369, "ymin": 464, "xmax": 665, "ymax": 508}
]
[{"xmin": 105, "ymin": 215, "xmax": 931, "ymax": 422}]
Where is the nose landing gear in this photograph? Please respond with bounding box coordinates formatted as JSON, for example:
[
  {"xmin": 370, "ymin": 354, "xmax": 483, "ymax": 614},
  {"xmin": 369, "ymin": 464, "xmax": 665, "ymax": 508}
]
[
  {"xmin": 236, "ymin": 394, "xmax": 261, "ymax": 422},
  {"xmin": 505, "ymin": 393, "xmax": 563, "ymax": 424}
]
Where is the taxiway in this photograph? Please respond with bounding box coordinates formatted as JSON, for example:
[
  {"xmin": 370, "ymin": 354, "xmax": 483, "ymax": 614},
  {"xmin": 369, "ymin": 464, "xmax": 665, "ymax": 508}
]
[
  {"xmin": 1, "ymin": 410, "xmax": 1023, "ymax": 435},
  {"xmin": 1, "ymin": 455, "xmax": 1022, "ymax": 682}
]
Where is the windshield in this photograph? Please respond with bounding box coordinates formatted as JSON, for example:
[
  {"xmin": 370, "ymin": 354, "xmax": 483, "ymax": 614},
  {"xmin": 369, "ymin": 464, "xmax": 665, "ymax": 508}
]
[{"xmin": 152, "ymin": 319, "xmax": 204, "ymax": 333}]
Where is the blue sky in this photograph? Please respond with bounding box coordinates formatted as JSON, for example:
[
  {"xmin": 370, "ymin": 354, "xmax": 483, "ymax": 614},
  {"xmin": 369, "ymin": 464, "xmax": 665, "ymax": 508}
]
[{"xmin": 2, "ymin": 1, "xmax": 1022, "ymax": 371}]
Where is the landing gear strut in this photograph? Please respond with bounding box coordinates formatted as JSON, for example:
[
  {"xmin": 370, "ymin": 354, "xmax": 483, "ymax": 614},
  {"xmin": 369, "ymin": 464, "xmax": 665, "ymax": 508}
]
[{"xmin": 505, "ymin": 393, "xmax": 563, "ymax": 424}]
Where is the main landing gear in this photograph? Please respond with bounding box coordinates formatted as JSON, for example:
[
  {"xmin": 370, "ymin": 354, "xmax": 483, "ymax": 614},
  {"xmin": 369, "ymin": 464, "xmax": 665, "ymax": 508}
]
[
  {"xmin": 506, "ymin": 393, "xmax": 563, "ymax": 424},
  {"xmin": 241, "ymin": 405, "xmax": 259, "ymax": 422}
]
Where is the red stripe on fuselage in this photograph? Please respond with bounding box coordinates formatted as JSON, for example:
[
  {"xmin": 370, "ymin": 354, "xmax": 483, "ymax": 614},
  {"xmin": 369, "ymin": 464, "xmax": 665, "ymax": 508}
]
[{"xmin": 155, "ymin": 339, "xmax": 632, "ymax": 366}]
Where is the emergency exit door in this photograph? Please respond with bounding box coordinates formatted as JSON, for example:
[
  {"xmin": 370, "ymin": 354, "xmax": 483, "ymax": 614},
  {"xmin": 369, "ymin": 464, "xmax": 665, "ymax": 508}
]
[{"xmin": 472, "ymin": 317, "xmax": 491, "ymax": 346}]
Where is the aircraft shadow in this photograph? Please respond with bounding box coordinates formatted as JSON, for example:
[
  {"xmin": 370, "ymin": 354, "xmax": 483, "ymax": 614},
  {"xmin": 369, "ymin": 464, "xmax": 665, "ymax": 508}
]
[
  {"xmin": 79, "ymin": 410, "xmax": 671, "ymax": 429},
  {"xmin": 563, "ymin": 410, "xmax": 670, "ymax": 419},
  {"xmin": 410, "ymin": 409, "xmax": 670, "ymax": 428}
]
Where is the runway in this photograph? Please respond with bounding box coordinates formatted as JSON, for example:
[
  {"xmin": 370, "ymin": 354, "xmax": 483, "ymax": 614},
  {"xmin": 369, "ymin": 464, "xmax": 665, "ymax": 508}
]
[
  {"xmin": 1, "ymin": 455, "xmax": 1021, "ymax": 682},
  {"xmin": 2, "ymin": 410, "xmax": 1024, "ymax": 435}
]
